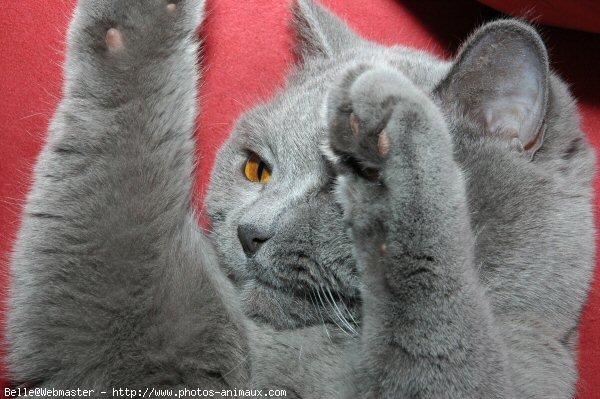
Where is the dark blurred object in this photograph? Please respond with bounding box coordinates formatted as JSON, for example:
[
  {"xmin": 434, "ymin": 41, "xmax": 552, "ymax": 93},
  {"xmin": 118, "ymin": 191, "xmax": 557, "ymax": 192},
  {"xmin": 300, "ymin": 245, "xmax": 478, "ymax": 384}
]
[{"xmin": 479, "ymin": 0, "xmax": 600, "ymax": 33}]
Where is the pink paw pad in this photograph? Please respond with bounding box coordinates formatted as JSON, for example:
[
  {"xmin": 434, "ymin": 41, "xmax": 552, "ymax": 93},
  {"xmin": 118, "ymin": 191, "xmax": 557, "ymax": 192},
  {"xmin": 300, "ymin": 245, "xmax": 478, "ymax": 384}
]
[
  {"xmin": 378, "ymin": 131, "xmax": 390, "ymax": 156},
  {"xmin": 350, "ymin": 113, "xmax": 360, "ymax": 138},
  {"xmin": 106, "ymin": 28, "xmax": 124, "ymax": 51},
  {"xmin": 166, "ymin": 3, "xmax": 176, "ymax": 13},
  {"xmin": 380, "ymin": 243, "xmax": 387, "ymax": 256}
]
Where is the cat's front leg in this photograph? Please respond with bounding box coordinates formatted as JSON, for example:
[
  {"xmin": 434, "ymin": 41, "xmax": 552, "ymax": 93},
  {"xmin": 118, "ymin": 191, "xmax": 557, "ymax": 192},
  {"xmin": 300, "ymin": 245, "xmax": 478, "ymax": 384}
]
[
  {"xmin": 7, "ymin": 0, "xmax": 249, "ymax": 392},
  {"xmin": 326, "ymin": 66, "xmax": 513, "ymax": 398}
]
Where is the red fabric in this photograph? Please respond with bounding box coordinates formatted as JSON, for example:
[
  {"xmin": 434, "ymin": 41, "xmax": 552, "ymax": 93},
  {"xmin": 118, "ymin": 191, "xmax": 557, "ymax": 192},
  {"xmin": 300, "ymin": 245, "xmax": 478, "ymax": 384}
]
[
  {"xmin": 479, "ymin": 0, "xmax": 600, "ymax": 34},
  {"xmin": 1, "ymin": 0, "xmax": 599, "ymax": 395}
]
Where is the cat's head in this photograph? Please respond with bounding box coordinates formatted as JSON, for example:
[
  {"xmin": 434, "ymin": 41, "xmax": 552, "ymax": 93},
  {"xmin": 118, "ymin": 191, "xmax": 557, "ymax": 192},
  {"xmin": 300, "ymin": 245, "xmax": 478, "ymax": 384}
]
[{"xmin": 205, "ymin": 0, "xmax": 562, "ymax": 330}]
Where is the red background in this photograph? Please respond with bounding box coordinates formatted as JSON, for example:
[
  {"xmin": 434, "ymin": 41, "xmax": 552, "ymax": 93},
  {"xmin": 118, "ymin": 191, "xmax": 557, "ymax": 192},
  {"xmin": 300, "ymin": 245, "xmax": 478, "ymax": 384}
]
[{"xmin": 1, "ymin": 0, "xmax": 599, "ymax": 395}]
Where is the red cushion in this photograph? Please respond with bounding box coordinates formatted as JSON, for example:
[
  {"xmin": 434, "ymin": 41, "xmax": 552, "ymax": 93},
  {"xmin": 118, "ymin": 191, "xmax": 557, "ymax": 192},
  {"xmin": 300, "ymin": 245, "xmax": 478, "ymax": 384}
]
[{"xmin": 1, "ymin": 0, "xmax": 599, "ymax": 395}]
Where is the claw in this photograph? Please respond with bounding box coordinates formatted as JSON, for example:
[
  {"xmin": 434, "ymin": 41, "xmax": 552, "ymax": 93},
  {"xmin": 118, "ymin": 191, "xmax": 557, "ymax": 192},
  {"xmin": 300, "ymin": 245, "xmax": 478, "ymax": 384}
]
[
  {"xmin": 350, "ymin": 113, "xmax": 360, "ymax": 138},
  {"xmin": 106, "ymin": 28, "xmax": 124, "ymax": 51},
  {"xmin": 380, "ymin": 243, "xmax": 387, "ymax": 256},
  {"xmin": 378, "ymin": 130, "xmax": 390, "ymax": 156}
]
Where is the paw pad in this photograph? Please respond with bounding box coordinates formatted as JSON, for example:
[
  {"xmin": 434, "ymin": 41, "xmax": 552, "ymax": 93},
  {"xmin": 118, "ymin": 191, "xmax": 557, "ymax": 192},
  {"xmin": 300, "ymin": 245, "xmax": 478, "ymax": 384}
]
[
  {"xmin": 166, "ymin": 3, "xmax": 177, "ymax": 13},
  {"xmin": 106, "ymin": 28, "xmax": 124, "ymax": 51},
  {"xmin": 378, "ymin": 131, "xmax": 390, "ymax": 156},
  {"xmin": 380, "ymin": 243, "xmax": 387, "ymax": 256},
  {"xmin": 350, "ymin": 113, "xmax": 360, "ymax": 138}
]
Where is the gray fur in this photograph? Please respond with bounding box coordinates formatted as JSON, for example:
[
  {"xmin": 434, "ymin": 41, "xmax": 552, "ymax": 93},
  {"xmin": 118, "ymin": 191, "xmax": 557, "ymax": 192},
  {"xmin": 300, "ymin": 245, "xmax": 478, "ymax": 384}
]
[{"xmin": 6, "ymin": 0, "xmax": 595, "ymax": 398}]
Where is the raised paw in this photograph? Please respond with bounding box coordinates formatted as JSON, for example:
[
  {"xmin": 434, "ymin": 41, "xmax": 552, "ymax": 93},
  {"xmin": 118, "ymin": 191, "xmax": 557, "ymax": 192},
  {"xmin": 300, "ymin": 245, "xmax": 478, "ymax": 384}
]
[
  {"xmin": 72, "ymin": 0, "xmax": 205, "ymax": 56},
  {"xmin": 325, "ymin": 65, "xmax": 471, "ymax": 296},
  {"xmin": 325, "ymin": 64, "xmax": 460, "ymax": 251},
  {"xmin": 326, "ymin": 65, "xmax": 450, "ymax": 185}
]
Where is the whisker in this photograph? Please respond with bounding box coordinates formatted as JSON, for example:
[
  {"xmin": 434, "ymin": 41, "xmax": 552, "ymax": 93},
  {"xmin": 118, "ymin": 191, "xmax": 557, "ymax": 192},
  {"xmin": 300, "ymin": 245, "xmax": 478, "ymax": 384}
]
[
  {"xmin": 326, "ymin": 286, "xmax": 359, "ymax": 328},
  {"xmin": 323, "ymin": 287, "xmax": 356, "ymax": 336},
  {"xmin": 303, "ymin": 290, "xmax": 308, "ymax": 329},
  {"xmin": 319, "ymin": 286, "xmax": 349, "ymax": 335},
  {"xmin": 309, "ymin": 290, "xmax": 331, "ymax": 341},
  {"xmin": 316, "ymin": 287, "xmax": 350, "ymax": 337},
  {"xmin": 222, "ymin": 354, "xmax": 250, "ymax": 378},
  {"xmin": 318, "ymin": 287, "xmax": 345, "ymax": 333},
  {"xmin": 325, "ymin": 286, "xmax": 357, "ymax": 335}
]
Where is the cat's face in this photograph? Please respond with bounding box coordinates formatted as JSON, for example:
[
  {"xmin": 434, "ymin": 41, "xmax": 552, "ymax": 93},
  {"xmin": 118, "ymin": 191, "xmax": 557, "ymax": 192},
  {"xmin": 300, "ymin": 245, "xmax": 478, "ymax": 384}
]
[
  {"xmin": 205, "ymin": 1, "xmax": 451, "ymax": 329},
  {"xmin": 206, "ymin": 91, "xmax": 357, "ymax": 328},
  {"xmin": 206, "ymin": 1, "xmax": 565, "ymax": 330}
]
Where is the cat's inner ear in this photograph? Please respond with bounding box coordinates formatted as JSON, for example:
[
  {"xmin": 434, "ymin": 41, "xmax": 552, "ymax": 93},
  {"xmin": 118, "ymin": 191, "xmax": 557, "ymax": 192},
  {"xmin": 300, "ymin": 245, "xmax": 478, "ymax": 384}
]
[
  {"xmin": 292, "ymin": 0, "xmax": 361, "ymax": 59},
  {"xmin": 437, "ymin": 20, "xmax": 550, "ymax": 158}
]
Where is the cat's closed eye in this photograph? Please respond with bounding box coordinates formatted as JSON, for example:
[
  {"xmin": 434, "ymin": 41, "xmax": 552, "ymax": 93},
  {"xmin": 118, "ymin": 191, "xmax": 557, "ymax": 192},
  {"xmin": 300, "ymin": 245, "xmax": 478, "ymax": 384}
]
[{"xmin": 244, "ymin": 153, "xmax": 271, "ymax": 184}]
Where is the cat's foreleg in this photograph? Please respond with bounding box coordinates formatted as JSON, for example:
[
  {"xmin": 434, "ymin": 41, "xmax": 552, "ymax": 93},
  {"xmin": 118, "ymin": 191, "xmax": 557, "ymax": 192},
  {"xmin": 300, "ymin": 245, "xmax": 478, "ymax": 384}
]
[
  {"xmin": 326, "ymin": 66, "xmax": 513, "ymax": 398},
  {"xmin": 7, "ymin": 0, "xmax": 248, "ymax": 391}
]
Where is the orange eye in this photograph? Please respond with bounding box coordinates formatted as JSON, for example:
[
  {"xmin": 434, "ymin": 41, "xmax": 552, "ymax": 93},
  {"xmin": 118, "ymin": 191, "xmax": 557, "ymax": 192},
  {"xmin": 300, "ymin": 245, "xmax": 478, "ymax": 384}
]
[{"xmin": 244, "ymin": 153, "xmax": 271, "ymax": 184}]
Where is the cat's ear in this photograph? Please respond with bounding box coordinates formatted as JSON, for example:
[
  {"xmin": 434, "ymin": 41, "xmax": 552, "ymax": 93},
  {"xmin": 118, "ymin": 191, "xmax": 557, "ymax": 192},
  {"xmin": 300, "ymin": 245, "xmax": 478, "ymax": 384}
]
[
  {"xmin": 292, "ymin": 0, "xmax": 362, "ymax": 59},
  {"xmin": 437, "ymin": 20, "xmax": 549, "ymax": 158}
]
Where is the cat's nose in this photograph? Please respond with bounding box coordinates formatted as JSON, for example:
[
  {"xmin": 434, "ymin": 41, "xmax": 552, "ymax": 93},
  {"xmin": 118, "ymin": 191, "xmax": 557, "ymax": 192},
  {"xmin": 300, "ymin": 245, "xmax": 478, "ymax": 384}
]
[{"xmin": 237, "ymin": 224, "xmax": 272, "ymax": 257}]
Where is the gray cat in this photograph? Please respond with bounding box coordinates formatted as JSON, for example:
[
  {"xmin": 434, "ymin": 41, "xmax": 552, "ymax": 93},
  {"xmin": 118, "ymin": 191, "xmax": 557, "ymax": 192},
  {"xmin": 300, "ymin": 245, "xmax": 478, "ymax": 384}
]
[{"xmin": 6, "ymin": 0, "xmax": 596, "ymax": 398}]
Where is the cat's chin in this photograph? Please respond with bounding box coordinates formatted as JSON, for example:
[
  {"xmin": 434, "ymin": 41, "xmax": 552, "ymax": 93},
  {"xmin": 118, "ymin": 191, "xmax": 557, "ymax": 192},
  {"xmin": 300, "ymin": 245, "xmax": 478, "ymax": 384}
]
[{"xmin": 239, "ymin": 280, "xmax": 324, "ymax": 330}]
